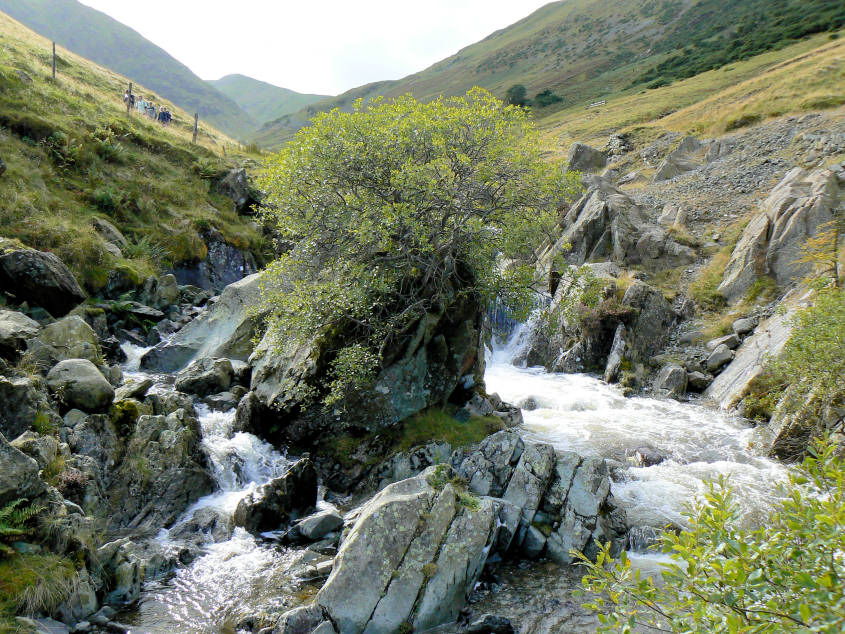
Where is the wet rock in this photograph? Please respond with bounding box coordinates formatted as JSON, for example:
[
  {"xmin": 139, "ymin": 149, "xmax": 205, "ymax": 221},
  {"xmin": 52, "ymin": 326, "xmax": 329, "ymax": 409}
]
[
  {"xmin": 141, "ymin": 273, "xmax": 267, "ymax": 372},
  {"xmin": 114, "ymin": 377, "xmax": 153, "ymax": 402},
  {"xmin": 566, "ymin": 143, "xmax": 606, "ymax": 173},
  {"xmin": 365, "ymin": 441, "xmax": 454, "ymax": 492},
  {"xmin": 0, "ymin": 431, "xmax": 45, "ymax": 505},
  {"xmin": 170, "ymin": 231, "xmax": 257, "ymax": 292},
  {"xmin": 47, "ymin": 359, "xmax": 114, "ymax": 412},
  {"xmin": 233, "ymin": 458, "xmax": 318, "ymax": 533},
  {"xmin": 170, "ymin": 507, "xmax": 233, "ymax": 544},
  {"xmin": 633, "ymin": 446, "xmax": 665, "ymax": 467},
  {"xmin": 466, "ymin": 614, "xmax": 515, "ymax": 634},
  {"xmin": 0, "ymin": 375, "xmax": 60, "ymax": 440},
  {"xmin": 174, "ymin": 357, "xmax": 234, "ymax": 397},
  {"xmin": 653, "ymin": 363, "xmax": 687, "ymax": 398},
  {"xmin": 706, "ymin": 344, "xmax": 734, "ymax": 373},
  {"xmin": 138, "ymin": 274, "xmax": 180, "ymax": 310},
  {"xmin": 0, "ymin": 243, "xmax": 85, "ymax": 316},
  {"xmin": 97, "ymin": 539, "xmax": 177, "ymax": 604},
  {"xmin": 603, "ymin": 323, "xmax": 627, "ymax": 383},
  {"xmin": 456, "ymin": 431, "xmax": 525, "ymax": 497},
  {"xmin": 0, "ymin": 309, "xmax": 40, "ymax": 358},
  {"xmin": 274, "ymin": 604, "xmax": 327, "ymax": 634},
  {"xmin": 202, "ymin": 391, "xmax": 239, "ymax": 411},
  {"xmin": 27, "ymin": 315, "xmax": 102, "ymax": 367}
]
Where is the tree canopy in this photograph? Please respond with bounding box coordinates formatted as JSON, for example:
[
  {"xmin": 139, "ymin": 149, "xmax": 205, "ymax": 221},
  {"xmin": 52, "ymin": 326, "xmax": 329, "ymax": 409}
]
[{"xmin": 257, "ymin": 88, "xmax": 580, "ymax": 408}]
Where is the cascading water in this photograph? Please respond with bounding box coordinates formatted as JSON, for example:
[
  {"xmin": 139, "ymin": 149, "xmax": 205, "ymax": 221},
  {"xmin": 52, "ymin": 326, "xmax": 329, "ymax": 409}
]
[
  {"xmin": 486, "ymin": 325, "xmax": 788, "ymax": 534},
  {"xmin": 117, "ymin": 345, "xmax": 302, "ymax": 633}
]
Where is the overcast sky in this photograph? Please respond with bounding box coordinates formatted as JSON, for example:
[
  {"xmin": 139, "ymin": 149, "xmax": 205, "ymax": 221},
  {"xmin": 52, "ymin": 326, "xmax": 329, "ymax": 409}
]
[{"xmin": 77, "ymin": 1, "xmax": 554, "ymax": 95}]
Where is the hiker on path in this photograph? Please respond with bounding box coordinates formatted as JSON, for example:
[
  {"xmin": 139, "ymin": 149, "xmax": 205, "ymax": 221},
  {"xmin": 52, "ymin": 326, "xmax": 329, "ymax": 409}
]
[{"xmin": 136, "ymin": 95, "xmax": 147, "ymax": 115}]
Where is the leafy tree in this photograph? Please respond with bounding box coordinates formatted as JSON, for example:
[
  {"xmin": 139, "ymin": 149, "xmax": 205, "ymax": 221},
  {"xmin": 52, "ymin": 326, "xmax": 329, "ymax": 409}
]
[
  {"xmin": 795, "ymin": 218, "xmax": 843, "ymax": 287},
  {"xmin": 504, "ymin": 84, "xmax": 529, "ymax": 107},
  {"xmin": 258, "ymin": 89, "xmax": 580, "ymax": 408},
  {"xmin": 576, "ymin": 440, "xmax": 845, "ymax": 633},
  {"xmin": 534, "ymin": 89, "xmax": 564, "ymax": 107}
]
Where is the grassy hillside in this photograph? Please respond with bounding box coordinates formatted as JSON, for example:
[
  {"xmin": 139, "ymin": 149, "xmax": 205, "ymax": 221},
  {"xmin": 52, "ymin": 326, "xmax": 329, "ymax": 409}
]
[
  {"xmin": 538, "ymin": 31, "xmax": 845, "ymax": 154},
  {"xmin": 0, "ymin": 0, "xmax": 257, "ymax": 140},
  {"xmin": 0, "ymin": 12, "xmax": 263, "ymax": 294},
  {"xmin": 255, "ymin": 0, "xmax": 845, "ymax": 148},
  {"xmin": 209, "ymin": 74, "xmax": 329, "ymax": 128}
]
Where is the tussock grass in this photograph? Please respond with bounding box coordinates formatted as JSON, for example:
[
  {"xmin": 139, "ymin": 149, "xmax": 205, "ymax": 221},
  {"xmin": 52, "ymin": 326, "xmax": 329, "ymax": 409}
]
[
  {"xmin": 0, "ymin": 553, "xmax": 79, "ymax": 626},
  {"xmin": 0, "ymin": 13, "xmax": 263, "ymax": 292}
]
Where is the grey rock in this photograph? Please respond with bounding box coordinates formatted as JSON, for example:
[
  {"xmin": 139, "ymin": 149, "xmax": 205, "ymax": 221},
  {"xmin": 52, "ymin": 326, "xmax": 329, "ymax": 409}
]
[
  {"xmin": 274, "ymin": 604, "xmax": 326, "ymax": 634},
  {"xmin": 0, "ymin": 375, "xmax": 60, "ymax": 440},
  {"xmin": 175, "ymin": 357, "xmax": 234, "ymax": 397},
  {"xmin": 521, "ymin": 524, "xmax": 547, "ymax": 559},
  {"xmin": 732, "ymin": 317, "xmax": 758, "ymax": 335},
  {"xmin": 706, "ymin": 344, "xmax": 734, "ymax": 373},
  {"xmin": 653, "ymin": 363, "xmax": 687, "ymax": 398},
  {"xmin": 0, "ymin": 244, "xmax": 85, "ymax": 316},
  {"xmin": 633, "ymin": 446, "xmax": 665, "ymax": 467},
  {"xmin": 706, "ymin": 333, "xmax": 740, "ymax": 351},
  {"xmin": 0, "ymin": 431, "xmax": 46, "ymax": 505},
  {"xmin": 233, "ymin": 458, "xmax": 317, "ymax": 533},
  {"xmin": 686, "ymin": 371, "xmax": 712, "ymax": 392},
  {"xmin": 0, "ymin": 309, "xmax": 40, "ymax": 358},
  {"xmin": 215, "ymin": 168, "xmax": 258, "ymax": 214},
  {"xmin": 47, "ymin": 359, "xmax": 115, "ymax": 412},
  {"xmin": 296, "ymin": 508, "xmax": 344, "ymax": 541},
  {"xmin": 141, "ymin": 273, "xmax": 267, "ymax": 372},
  {"xmin": 114, "ymin": 378, "xmax": 153, "ymax": 402},
  {"xmin": 466, "ymin": 615, "xmax": 515, "ymax": 634},
  {"xmin": 92, "ymin": 217, "xmax": 128, "ymax": 248},
  {"xmin": 27, "ymin": 315, "xmax": 102, "ymax": 367},
  {"xmin": 566, "ymin": 143, "xmax": 607, "ymax": 173},
  {"xmin": 603, "ymin": 323, "xmax": 627, "ymax": 383}
]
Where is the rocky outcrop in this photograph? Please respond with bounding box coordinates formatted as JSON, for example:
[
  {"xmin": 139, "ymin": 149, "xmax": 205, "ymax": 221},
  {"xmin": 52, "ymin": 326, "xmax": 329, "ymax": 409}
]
[
  {"xmin": 653, "ymin": 363, "xmax": 687, "ymax": 398},
  {"xmin": 538, "ymin": 178, "xmax": 695, "ymax": 277},
  {"xmin": 215, "ymin": 168, "xmax": 260, "ymax": 215},
  {"xmin": 718, "ymin": 168, "xmax": 841, "ymax": 302},
  {"xmin": 566, "ymin": 143, "xmax": 606, "ymax": 173},
  {"xmin": 141, "ymin": 273, "xmax": 267, "ymax": 372},
  {"xmin": 47, "ymin": 359, "xmax": 115, "ymax": 413},
  {"xmin": 233, "ymin": 458, "xmax": 317, "ymax": 533},
  {"xmin": 0, "ymin": 242, "xmax": 85, "ymax": 316},
  {"xmin": 170, "ymin": 231, "xmax": 257, "ymax": 292},
  {"xmin": 288, "ymin": 433, "xmax": 624, "ymax": 633},
  {"xmin": 249, "ymin": 291, "xmax": 484, "ymax": 442},
  {"xmin": 106, "ymin": 409, "xmax": 213, "ymax": 529}
]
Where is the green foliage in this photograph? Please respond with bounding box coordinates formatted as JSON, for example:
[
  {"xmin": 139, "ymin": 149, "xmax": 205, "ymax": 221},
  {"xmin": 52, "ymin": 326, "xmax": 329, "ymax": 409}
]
[
  {"xmin": 533, "ymin": 89, "xmax": 563, "ymax": 108},
  {"xmin": 259, "ymin": 89, "xmax": 579, "ymax": 409},
  {"xmin": 633, "ymin": 0, "xmax": 845, "ymax": 89},
  {"xmin": 577, "ymin": 440, "xmax": 845, "ymax": 633},
  {"xmin": 0, "ymin": 500, "xmax": 41, "ymax": 557},
  {"xmin": 689, "ymin": 250, "xmax": 730, "ymax": 311},
  {"xmin": 30, "ymin": 410, "xmax": 56, "ymax": 435},
  {"xmin": 504, "ymin": 84, "xmax": 529, "ymax": 107},
  {"xmin": 0, "ymin": 552, "xmax": 79, "ymax": 618}
]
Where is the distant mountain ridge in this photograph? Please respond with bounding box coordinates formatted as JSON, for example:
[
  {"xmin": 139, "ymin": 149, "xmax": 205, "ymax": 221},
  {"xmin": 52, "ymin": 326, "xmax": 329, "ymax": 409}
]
[
  {"xmin": 208, "ymin": 74, "xmax": 329, "ymax": 129},
  {"xmin": 253, "ymin": 0, "xmax": 845, "ymax": 148},
  {"xmin": 0, "ymin": 0, "xmax": 258, "ymax": 139}
]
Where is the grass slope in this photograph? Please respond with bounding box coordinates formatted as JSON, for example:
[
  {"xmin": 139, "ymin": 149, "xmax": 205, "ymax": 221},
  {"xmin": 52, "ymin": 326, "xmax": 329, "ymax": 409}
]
[
  {"xmin": 255, "ymin": 0, "xmax": 844, "ymax": 148},
  {"xmin": 0, "ymin": 0, "xmax": 257, "ymax": 140},
  {"xmin": 0, "ymin": 12, "xmax": 263, "ymax": 294},
  {"xmin": 208, "ymin": 74, "xmax": 329, "ymax": 128}
]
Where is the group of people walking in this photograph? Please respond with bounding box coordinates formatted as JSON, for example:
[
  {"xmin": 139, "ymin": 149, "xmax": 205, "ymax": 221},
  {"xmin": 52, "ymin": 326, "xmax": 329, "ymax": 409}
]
[{"xmin": 123, "ymin": 90, "xmax": 172, "ymax": 125}]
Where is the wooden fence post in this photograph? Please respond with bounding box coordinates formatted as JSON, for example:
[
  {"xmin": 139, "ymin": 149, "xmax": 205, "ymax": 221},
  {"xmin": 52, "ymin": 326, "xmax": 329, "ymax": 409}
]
[
  {"xmin": 192, "ymin": 112, "xmax": 199, "ymax": 144},
  {"xmin": 52, "ymin": 42, "xmax": 56, "ymax": 79}
]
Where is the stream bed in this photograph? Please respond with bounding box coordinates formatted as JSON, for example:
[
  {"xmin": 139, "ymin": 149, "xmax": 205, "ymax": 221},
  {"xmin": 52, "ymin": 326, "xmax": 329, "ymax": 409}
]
[{"xmin": 118, "ymin": 329, "xmax": 788, "ymax": 633}]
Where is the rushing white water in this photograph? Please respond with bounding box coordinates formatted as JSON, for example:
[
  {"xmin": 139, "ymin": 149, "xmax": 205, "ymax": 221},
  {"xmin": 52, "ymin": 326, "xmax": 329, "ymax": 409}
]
[
  {"xmin": 486, "ymin": 327, "xmax": 788, "ymax": 534},
  {"xmin": 118, "ymin": 349, "xmax": 297, "ymax": 633}
]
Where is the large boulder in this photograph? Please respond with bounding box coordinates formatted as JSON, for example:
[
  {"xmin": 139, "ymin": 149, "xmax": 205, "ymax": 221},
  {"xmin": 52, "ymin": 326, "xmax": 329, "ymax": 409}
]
[
  {"xmin": 215, "ymin": 168, "xmax": 259, "ymax": 215},
  {"xmin": 0, "ymin": 309, "xmax": 40, "ymax": 358},
  {"xmin": 0, "ymin": 242, "xmax": 85, "ymax": 316},
  {"xmin": 653, "ymin": 363, "xmax": 688, "ymax": 399},
  {"xmin": 538, "ymin": 179, "xmax": 695, "ymax": 276},
  {"xmin": 652, "ymin": 136, "xmax": 706, "ymax": 182},
  {"xmin": 170, "ymin": 231, "xmax": 257, "ymax": 292},
  {"xmin": 233, "ymin": 458, "xmax": 317, "ymax": 533},
  {"xmin": 316, "ymin": 466, "xmax": 499, "ymax": 633},
  {"xmin": 106, "ymin": 409, "xmax": 213, "ymax": 529},
  {"xmin": 0, "ymin": 375, "xmax": 60, "ymax": 440},
  {"xmin": 141, "ymin": 273, "xmax": 267, "ymax": 372},
  {"xmin": 27, "ymin": 315, "xmax": 102, "ymax": 367},
  {"xmin": 719, "ymin": 168, "xmax": 840, "ymax": 302},
  {"xmin": 249, "ymin": 290, "xmax": 484, "ymax": 442},
  {"xmin": 174, "ymin": 357, "xmax": 234, "ymax": 397},
  {"xmin": 0, "ymin": 431, "xmax": 46, "ymax": 505},
  {"xmin": 47, "ymin": 359, "xmax": 114, "ymax": 412},
  {"xmin": 566, "ymin": 143, "xmax": 607, "ymax": 173}
]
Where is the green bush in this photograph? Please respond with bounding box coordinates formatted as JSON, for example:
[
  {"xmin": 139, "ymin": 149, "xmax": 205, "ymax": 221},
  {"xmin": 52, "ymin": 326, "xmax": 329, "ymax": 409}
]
[{"xmin": 577, "ymin": 439, "xmax": 845, "ymax": 632}]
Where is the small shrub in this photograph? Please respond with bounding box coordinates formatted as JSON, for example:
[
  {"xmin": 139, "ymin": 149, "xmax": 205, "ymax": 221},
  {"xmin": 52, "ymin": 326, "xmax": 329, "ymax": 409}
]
[
  {"xmin": 31, "ymin": 410, "xmax": 57, "ymax": 435},
  {"xmin": 90, "ymin": 185, "xmax": 122, "ymax": 214},
  {"xmin": 54, "ymin": 468, "xmax": 87, "ymax": 505},
  {"xmin": 725, "ymin": 113, "xmax": 763, "ymax": 131}
]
